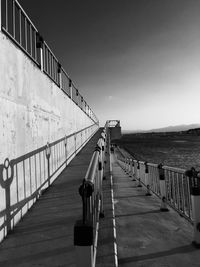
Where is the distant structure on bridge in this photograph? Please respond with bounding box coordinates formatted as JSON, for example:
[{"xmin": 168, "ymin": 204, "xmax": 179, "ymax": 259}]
[{"xmin": 107, "ymin": 120, "xmax": 122, "ymax": 140}]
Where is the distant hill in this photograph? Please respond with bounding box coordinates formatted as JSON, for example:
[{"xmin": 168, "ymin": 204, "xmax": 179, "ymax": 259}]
[{"xmin": 123, "ymin": 124, "xmax": 200, "ymax": 134}]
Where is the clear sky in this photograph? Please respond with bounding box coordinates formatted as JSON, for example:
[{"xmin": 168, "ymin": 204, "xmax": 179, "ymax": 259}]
[{"xmin": 19, "ymin": 0, "xmax": 200, "ymax": 130}]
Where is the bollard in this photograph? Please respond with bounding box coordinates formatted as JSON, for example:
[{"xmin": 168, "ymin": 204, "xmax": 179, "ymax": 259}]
[
  {"xmin": 145, "ymin": 162, "xmax": 151, "ymax": 196},
  {"xmin": 137, "ymin": 161, "xmax": 142, "ymax": 187},
  {"xmin": 74, "ymin": 220, "xmax": 94, "ymax": 267},
  {"xmin": 74, "ymin": 181, "xmax": 94, "ymax": 267},
  {"xmin": 185, "ymin": 168, "xmax": 200, "ymax": 248},
  {"xmin": 158, "ymin": 164, "xmax": 169, "ymax": 212}
]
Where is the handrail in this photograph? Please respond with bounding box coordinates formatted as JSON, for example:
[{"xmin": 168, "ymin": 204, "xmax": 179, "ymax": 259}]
[
  {"xmin": 0, "ymin": 123, "xmax": 98, "ymax": 243},
  {"xmin": 74, "ymin": 128, "xmax": 107, "ymax": 267},
  {"xmin": 116, "ymin": 146, "xmax": 193, "ymax": 223},
  {"xmin": 1, "ymin": 0, "xmax": 98, "ymax": 125}
]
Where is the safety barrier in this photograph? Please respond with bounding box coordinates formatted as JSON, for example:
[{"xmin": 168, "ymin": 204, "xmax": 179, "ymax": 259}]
[
  {"xmin": 0, "ymin": 0, "xmax": 98, "ymax": 124},
  {"xmin": 116, "ymin": 146, "xmax": 200, "ymax": 246},
  {"xmin": 0, "ymin": 123, "xmax": 98, "ymax": 243},
  {"xmin": 74, "ymin": 128, "xmax": 107, "ymax": 267}
]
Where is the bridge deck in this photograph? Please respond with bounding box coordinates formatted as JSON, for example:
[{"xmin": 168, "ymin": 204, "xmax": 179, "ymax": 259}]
[
  {"xmin": 111, "ymin": 153, "xmax": 200, "ymax": 267},
  {"xmin": 0, "ymin": 130, "xmax": 102, "ymax": 267}
]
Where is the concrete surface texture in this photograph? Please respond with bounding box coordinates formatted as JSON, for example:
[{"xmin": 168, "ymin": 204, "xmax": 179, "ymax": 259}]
[
  {"xmin": 0, "ymin": 130, "xmax": 102, "ymax": 267},
  {"xmin": 111, "ymin": 153, "xmax": 200, "ymax": 267},
  {"xmin": 96, "ymin": 139, "xmax": 116, "ymax": 267},
  {"xmin": 0, "ymin": 31, "xmax": 94, "ymax": 163}
]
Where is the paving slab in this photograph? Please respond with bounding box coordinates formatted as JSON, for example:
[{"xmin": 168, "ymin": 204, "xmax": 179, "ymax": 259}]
[
  {"xmin": 0, "ymin": 130, "xmax": 102, "ymax": 267},
  {"xmin": 111, "ymin": 153, "xmax": 200, "ymax": 267},
  {"xmin": 96, "ymin": 143, "xmax": 116, "ymax": 267}
]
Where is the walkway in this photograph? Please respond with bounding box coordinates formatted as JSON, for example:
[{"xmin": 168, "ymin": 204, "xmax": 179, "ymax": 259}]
[
  {"xmin": 0, "ymin": 130, "xmax": 102, "ymax": 267},
  {"xmin": 111, "ymin": 153, "xmax": 200, "ymax": 267}
]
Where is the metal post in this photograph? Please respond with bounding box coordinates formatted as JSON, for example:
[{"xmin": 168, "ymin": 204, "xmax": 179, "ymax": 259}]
[
  {"xmin": 145, "ymin": 162, "xmax": 151, "ymax": 196},
  {"xmin": 69, "ymin": 79, "xmax": 72, "ymax": 99},
  {"xmin": 137, "ymin": 161, "xmax": 142, "ymax": 187},
  {"xmin": 45, "ymin": 142, "xmax": 51, "ymax": 187},
  {"xmin": 36, "ymin": 33, "xmax": 44, "ymax": 71},
  {"xmin": 158, "ymin": 164, "xmax": 169, "ymax": 211},
  {"xmin": 58, "ymin": 63, "xmax": 62, "ymax": 88},
  {"xmin": 129, "ymin": 159, "xmax": 133, "ymax": 177},
  {"xmin": 131, "ymin": 159, "xmax": 136, "ymax": 181},
  {"xmin": 74, "ymin": 220, "xmax": 94, "ymax": 267},
  {"xmin": 185, "ymin": 168, "xmax": 200, "ymax": 247}
]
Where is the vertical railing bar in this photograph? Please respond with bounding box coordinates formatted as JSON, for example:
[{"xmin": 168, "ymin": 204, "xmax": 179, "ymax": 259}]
[
  {"xmin": 25, "ymin": 16, "xmax": 27, "ymax": 51},
  {"xmin": 181, "ymin": 174, "xmax": 185, "ymax": 213},
  {"xmin": 29, "ymin": 157, "xmax": 32, "ymax": 195},
  {"xmin": 23, "ymin": 160, "xmax": 26, "ymax": 198},
  {"xmin": 176, "ymin": 172, "xmax": 180, "ymax": 210},
  {"xmin": 19, "ymin": 8, "xmax": 22, "ymax": 45},
  {"xmin": 34, "ymin": 30, "xmax": 37, "ymax": 61},
  {"xmin": 15, "ymin": 163, "xmax": 19, "ymax": 203},
  {"xmin": 34, "ymin": 154, "xmax": 37, "ymax": 191},
  {"xmin": 30, "ymin": 23, "xmax": 32, "ymax": 56},
  {"xmin": 43, "ymin": 150, "xmax": 46, "ymax": 182},
  {"xmin": 5, "ymin": 0, "xmax": 8, "ymax": 30},
  {"xmin": 39, "ymin": 151, "xmax": 42, "ymax": 187},
  {"xmin": 13, "ymin": 0, "xmax": 15, "ymax": 38}
]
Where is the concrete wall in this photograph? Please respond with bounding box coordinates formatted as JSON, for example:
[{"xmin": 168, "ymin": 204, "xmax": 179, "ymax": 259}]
[
  {"xmin": 0, "ymin": 32, "xmax": 97, "ymax": 161},
  {"xmin": 0, "ymin": 30, "xmax": 98, "ymax": 242}
]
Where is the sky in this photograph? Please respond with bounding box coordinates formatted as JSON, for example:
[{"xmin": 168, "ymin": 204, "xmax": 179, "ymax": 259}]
[{"xmin": 19, "ymin": 0, "xmax": 200, "ymax": 130}]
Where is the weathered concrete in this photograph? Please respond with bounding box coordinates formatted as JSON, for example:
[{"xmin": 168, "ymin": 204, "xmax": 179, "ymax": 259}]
[
  {"xmin": 0, "ymin": 30, "xmax": 95, "ymax": 163},
  {"xmin": 0, "ymin": 130, "xmax": 101, "ymax": 267},
  {"xmin": 0, "ymin": 28, "xmax": 98, "ymax": 243},
  {"xmin": 112, "ymin": 153, "xmax": 200, "ymax": 267}
]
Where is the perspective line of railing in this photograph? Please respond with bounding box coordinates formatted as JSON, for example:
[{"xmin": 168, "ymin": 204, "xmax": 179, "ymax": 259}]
[
  {"xmin": 115, "ymin": 146, "xmax": 200, "ymax": 247},
  {"xmin": 0, "ymin": 0, "xmax": 98, "ymax": 124},
  {"xmin": 74, "ymin": 127, "xmax": 107, "ymax": 267},
  {"xmin": 0, "ymin": 123, "xmax": 98, "ymax": 243}
]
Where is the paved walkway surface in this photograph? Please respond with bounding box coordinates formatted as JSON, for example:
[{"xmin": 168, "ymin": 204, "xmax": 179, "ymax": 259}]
[
  {"xmin": 96, "ymin": 142, "xmax": 116, "ymax": 267},
  {"xmin": 0, "ymin": 130, "xmax": 102, "ymax": 267},
  {"xmin": 111, "ymin": 153, "xmax": 200, "ymax": 267}
]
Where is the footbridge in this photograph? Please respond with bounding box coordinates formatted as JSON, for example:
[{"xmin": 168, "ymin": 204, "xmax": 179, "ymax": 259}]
[{"xmin": 0, "ymin": 1, "xmax": 200, "ymax": 267}]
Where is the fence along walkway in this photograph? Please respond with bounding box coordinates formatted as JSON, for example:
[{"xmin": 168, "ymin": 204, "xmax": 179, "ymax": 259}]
[
  {"xmin": 0, "ymin": 129, "xmax": 102, "ymax": 267},
  {"xmin": 112, "ymin": 150, "xmax": 200, "ymax": 267}
]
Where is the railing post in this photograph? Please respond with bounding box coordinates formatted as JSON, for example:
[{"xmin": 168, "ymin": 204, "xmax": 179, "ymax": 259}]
[
  {"xmin": 131, "ymin": 159, "xmax": 136, "ymax": 181},
  {"xmin": 74, "ymin": 180, "xmax": 94, "ymax": 267},
  {"xmin": 129, "ymin": 159, "xmax": 133, "ymax": 178},
  {"xmin": 36, "ymin": 33, "xmax": 44, "ymax": 71},
  {"xmin": 74, "ymin": 220, "xmax": 94, "ymax": 267},
  {"xmin": 145, "ymin": 162, "xmax": 151, "ymax": 196},
  {"xmin": 69, "ymin": 79, "xmax": 72, "ymax": 99},
  {"xmin": 158, "ymin": 164, "xmax": 169, "ymax": 212},
  {"xmin": 185, "ymin": 168, "xmax": 200, "ymax": 247},
  {"xmin": 45, "ymin": 142, "xmax": 51, "ymax": 187},
  {"xmin": 137, "ymin": 161, "xmax": 142, "ymax": 187},
  {"xmin": 64, "ymin": 135, "xmax": 68, "ymax": 166},
  {"xmin": 58, "ymin": 63, "xmax": 62, "ymax": 88}
]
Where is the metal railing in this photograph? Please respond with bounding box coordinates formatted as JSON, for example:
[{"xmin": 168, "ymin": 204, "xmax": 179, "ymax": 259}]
[
  {"xmin": 0, "ymin": 123, "xmax": 98, "ymax": 243},
  {"xmin": 1, "ymin": 0, "xmax": 98, "ymax": 125},
  {"xmin": 116, "ymin": 147, "xmax": 193, "ymax": 223},
  {"xmin": 74, "ymin": 128, "xmax": 107, "ymax": 267}
]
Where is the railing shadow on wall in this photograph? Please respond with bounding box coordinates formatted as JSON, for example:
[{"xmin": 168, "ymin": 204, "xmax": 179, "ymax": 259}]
[{"xmin": 0, "ymin": 123, "xmax": 98, "ymax": 243}]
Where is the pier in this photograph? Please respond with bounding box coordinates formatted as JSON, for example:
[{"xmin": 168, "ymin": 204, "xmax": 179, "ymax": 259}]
[{"xmin": 0, "ymin": 1, "xmax": 200, "ymax": 266}]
